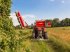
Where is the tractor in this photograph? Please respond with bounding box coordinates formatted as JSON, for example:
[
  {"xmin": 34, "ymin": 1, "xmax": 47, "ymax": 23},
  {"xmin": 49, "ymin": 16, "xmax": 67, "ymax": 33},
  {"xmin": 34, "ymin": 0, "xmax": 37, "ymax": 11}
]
[
  {"xmin": 15, "ymin": 11, "xmax": 51, "ymax": 39},
  {"xmin": 32, "ymin": 20, "xmax": 48, "ymax": 39}
]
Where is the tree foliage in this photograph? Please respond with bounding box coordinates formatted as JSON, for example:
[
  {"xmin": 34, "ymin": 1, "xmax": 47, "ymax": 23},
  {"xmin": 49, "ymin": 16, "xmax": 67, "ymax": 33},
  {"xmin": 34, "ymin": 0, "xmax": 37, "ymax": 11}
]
[
  {"xmin": 0, "ymin": 0, "xmax": 16, "ymax": 52},
  {"xmin": 0, "ymin": 0, "xmax": 11, "ymax": 17},
  {"xmin": 50, "ymin": 18, "xmax": 70, "ymax": 27},
  {"xmin": 0, "ymin": 0, "xmax": 14, "ymax": 32}
]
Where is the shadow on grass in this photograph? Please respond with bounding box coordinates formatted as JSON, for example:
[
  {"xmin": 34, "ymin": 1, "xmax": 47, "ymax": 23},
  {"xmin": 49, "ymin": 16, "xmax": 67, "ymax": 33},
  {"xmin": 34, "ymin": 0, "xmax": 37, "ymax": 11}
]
[{"xmin": 47, "ymin": 36, "xmax": 70, "ymax": 52}]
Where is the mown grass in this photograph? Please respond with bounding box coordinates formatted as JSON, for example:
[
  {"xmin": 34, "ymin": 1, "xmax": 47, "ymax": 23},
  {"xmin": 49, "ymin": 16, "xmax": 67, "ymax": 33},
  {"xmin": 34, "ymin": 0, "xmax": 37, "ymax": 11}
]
[
  {"xmin": 0, "ymin": 27, "xmax": 70, "ymax": 52},
  {"xmin": 47, "ymin": 35, "xmax": 70, "ymax": 52},
  {"xmin": 14, "ymin": 29, "xmax": 54, "ymax": 52},
  {"xmin": 47, "ymin": 26, "xmax": 70, "ymax": 52},
  {"xmin": 47, "ymin": 26, "xmax": 70, "ymax": 44},
  {"xmin": 13, "ymin": 27, "xmax": 70, "ymax": 52}
]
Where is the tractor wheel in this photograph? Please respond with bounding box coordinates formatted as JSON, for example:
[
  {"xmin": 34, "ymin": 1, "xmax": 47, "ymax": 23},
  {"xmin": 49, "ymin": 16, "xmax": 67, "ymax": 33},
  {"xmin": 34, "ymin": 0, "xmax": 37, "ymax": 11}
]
[
  {"xmin": 32, "ymin": 30, "xmax": 38, "ymax": 39},
  {"xmin": 43, "ymin": 32, "xmax": 48, "ymax": 39}
]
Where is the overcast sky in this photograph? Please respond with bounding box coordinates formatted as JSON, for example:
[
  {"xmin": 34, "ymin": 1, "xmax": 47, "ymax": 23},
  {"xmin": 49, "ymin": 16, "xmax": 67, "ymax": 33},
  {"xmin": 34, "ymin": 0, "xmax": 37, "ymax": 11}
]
[{"xmin": 11, "ymin": 0, "xmax": 70, "ymax": 26}]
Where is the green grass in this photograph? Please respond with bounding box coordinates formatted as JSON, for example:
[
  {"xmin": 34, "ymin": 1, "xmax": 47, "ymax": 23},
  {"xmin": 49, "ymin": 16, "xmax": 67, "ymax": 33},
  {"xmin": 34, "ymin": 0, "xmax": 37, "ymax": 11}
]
[
  {"xmin": 0, "ymin": 27, "xmax": 70, "ymax": 52},
  {"xmin": 12, "ymin": 27, "xmax": 70, "ymax": 52},
  {"xmin": 48, "ymin": 35, "xmax": 70, "ymax": 52}
]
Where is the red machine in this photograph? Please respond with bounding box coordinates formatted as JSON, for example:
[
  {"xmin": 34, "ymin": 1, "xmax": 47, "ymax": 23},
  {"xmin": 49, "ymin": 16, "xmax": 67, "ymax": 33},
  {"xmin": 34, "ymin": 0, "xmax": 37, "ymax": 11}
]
[
  {"xmin": 15, "ymin": 11, "xmax": 28, "ymax": 28},
  {"xmin": 46, "ymin": 21, "xmax": 51, "ymax": 27},
  {"xmin": 15, "ymin": 11, "xmax": 51, "ymax": 39},
  {"xmin": 32, "ymin": 20, "xmax": 48, "ymax": 39},
  {"xmin": 36, "ymin": 20, "xmax": 45, "ymax": 27}
]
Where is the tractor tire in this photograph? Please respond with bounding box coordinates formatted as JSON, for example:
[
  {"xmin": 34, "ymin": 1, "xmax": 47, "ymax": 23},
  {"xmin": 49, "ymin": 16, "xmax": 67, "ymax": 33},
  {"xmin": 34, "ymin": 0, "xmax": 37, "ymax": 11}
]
[
  {"xmin": 35, "ymin": 31, "xmax": 38, "ymax": 39},
  {"xmin": 32, "ymin": 28, "xmax": 38, "ymax": 39},
  {"xmin": 43, "ymin": 32, "xmax": 48, "ymax": 39}
]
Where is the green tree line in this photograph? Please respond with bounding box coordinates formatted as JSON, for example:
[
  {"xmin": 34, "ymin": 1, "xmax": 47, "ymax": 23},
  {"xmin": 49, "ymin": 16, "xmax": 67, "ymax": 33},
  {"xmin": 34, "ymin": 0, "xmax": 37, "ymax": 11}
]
[{"xmin": 46, "ymin": 18, "xmax": 70, "ymax": 27}]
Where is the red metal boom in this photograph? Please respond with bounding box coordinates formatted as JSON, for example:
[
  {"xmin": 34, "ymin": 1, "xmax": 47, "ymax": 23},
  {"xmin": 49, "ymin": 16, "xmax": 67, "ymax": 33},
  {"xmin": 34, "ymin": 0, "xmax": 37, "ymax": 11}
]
[{"xmin": 16, "ymin": 11, "xmax": 25, "ymax": 28}]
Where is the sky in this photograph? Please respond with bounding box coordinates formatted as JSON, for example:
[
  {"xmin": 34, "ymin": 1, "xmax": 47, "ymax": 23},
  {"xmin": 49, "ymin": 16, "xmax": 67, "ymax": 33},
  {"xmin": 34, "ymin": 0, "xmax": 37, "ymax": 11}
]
[{"xmin": 11, "ymin": 0, "xmax": 70, "ymax": 26}]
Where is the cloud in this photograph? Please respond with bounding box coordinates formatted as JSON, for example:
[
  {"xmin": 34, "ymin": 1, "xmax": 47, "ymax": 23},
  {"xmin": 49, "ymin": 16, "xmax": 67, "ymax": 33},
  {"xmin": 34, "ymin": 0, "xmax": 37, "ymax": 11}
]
[
  {"xmin": 23, "ymin": 14, "xmax": 36, "ymax": 18},
  {"xmin": 10, "ymin": 13, "xmax": 19, "ymax": 26},
  {"xmin": 23, "ymin": 14, "xmax": 37, "ymax": 25},
  {"xmin": 61, "ymin": 0, "xmax": 65, "ymax": 4}
]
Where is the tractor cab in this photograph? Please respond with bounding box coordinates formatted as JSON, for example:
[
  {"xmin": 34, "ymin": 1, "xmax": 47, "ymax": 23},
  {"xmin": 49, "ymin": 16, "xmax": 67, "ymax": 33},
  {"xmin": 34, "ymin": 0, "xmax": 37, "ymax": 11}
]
[{"xmin": 32, "ymin": 20, "xmax": 48, "ymax": 39}]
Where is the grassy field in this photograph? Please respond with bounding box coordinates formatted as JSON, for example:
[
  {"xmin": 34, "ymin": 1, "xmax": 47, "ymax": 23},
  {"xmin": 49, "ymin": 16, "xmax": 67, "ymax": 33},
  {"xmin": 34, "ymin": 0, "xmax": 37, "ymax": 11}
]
[
  {"xmin": 13, "ymin": 27, "xmax": 70, "ymax": 52},
  {"xmin": 0, "ymin": 27, "xmax": 70, "ymax": 52}
]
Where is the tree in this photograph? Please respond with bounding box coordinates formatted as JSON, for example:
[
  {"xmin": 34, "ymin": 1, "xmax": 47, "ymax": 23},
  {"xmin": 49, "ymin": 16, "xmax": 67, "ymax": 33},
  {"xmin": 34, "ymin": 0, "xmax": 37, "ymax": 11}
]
[
  {"xmin": 0, "ymin": 0, "xmax": 11, "ymax": 17},
  {"xmin": 0, "ymin": 0, "xmax": 14, "ymax": 32},
  {"xmin": 61, "ymin": 18, "xmax": 70, "ymax": 26},
  {"xmin": 52, "ymin": 18, "xmax": 60, "ymax": 27},
  {"xmin": 0, "ymin": 0, "xmax": 15, "ymax": 52}
]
